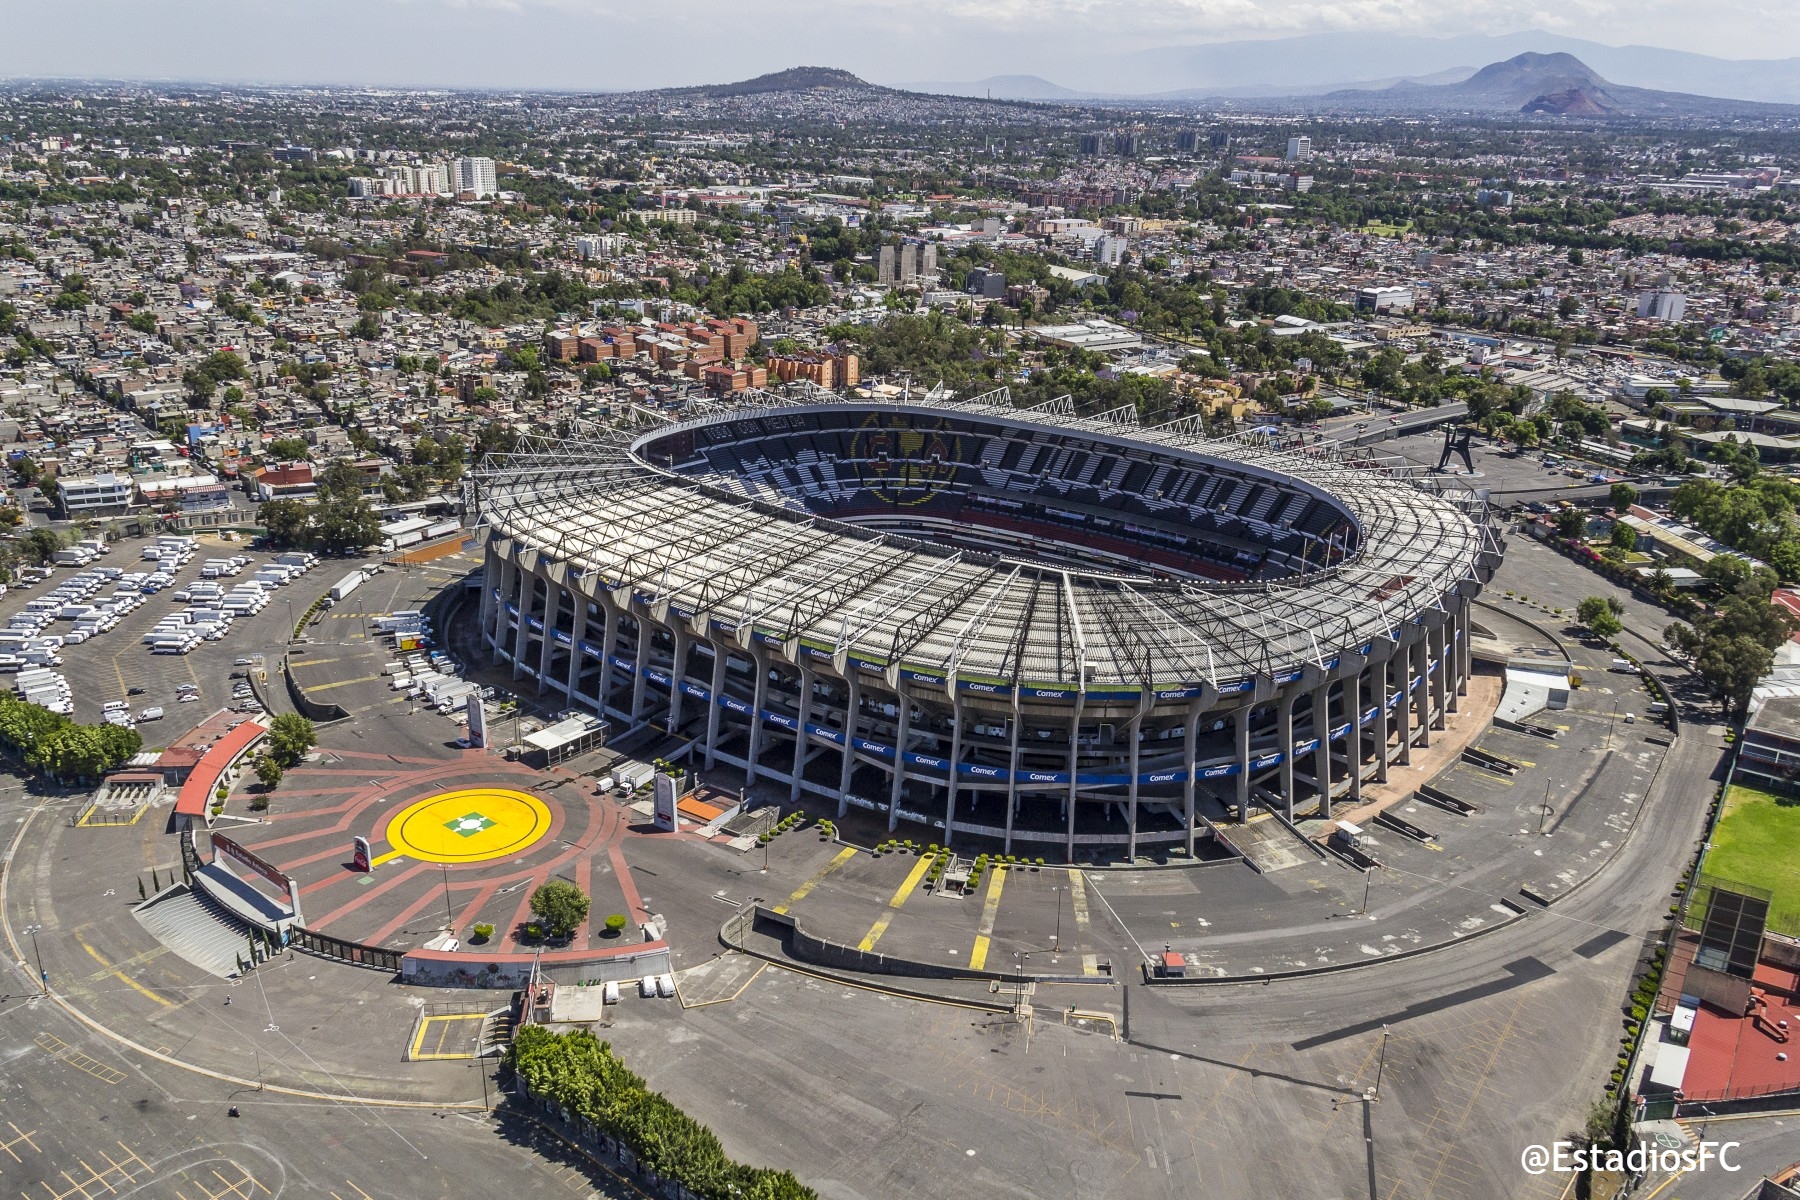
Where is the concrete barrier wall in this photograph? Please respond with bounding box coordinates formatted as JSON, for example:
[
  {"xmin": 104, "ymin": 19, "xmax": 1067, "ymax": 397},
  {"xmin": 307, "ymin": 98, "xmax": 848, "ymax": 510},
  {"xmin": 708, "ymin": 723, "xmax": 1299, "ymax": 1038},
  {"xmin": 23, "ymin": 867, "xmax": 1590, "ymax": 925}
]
[
  {"xmin": 746, "ymin": 906, "xmax": 1101, "ymax": 985},
  {"xmin": 403, "ymin": 942, "xmax": 672, "ymax": 989},
  {"xmin": 282, "ymin": 653, "xmax": 350, "ymax": 723}
]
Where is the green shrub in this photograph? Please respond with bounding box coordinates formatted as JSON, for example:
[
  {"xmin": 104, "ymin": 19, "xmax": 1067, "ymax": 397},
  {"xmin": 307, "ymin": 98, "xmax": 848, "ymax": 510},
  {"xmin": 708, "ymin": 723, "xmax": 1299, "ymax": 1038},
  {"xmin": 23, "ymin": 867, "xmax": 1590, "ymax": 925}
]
[
  {"xmin": 604, "ymin": 913, "xmax": 628, "ymax": 934},
  {"xmin": 510, "ymin": 1027, "xmax": 816, "ymax": 1198}
]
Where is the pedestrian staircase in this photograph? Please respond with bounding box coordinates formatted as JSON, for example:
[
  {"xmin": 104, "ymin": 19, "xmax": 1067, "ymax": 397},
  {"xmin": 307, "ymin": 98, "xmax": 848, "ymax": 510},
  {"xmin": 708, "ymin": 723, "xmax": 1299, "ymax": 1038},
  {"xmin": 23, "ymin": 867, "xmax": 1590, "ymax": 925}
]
[{"xmin": 133, "ymin": 884, "xmax": 252, "ymax": 978}]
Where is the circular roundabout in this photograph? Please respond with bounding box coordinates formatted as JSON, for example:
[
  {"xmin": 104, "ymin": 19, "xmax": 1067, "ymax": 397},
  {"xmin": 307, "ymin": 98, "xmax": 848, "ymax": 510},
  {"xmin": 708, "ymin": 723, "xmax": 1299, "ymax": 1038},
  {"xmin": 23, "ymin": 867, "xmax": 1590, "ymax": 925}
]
[{"xmin": 383, "ymin": 787, "xmax": 553, "ymax": 864}]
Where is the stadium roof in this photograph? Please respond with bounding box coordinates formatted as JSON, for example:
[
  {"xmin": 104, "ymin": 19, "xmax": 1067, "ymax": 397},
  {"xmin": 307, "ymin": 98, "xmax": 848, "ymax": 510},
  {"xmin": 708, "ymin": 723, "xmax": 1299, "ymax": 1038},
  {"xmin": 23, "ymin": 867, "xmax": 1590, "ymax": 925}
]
[{"xmin": 475, "ymin": 386, "xmax": 1499, "ymax": 695}]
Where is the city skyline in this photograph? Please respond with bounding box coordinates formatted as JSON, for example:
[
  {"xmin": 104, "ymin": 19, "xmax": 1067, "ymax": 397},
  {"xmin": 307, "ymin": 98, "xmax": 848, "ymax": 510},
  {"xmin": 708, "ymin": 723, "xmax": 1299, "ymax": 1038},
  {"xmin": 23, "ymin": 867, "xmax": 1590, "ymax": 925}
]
[{"xmin": 0, "ymin": 0, "xmax": 1793, "ymax": 94}]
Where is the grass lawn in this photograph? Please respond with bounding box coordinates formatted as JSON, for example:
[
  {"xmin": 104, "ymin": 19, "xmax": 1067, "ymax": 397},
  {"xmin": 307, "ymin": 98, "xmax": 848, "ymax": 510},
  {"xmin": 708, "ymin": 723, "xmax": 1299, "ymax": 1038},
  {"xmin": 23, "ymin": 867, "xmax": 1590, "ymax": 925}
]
[
  {"xmin": 1363, "ymin": 220, "xmax": 1413, "ymax": 237},
  {"xmin": 1706, "ymin": 785, "xmax": 1800, "ymax": 931}
]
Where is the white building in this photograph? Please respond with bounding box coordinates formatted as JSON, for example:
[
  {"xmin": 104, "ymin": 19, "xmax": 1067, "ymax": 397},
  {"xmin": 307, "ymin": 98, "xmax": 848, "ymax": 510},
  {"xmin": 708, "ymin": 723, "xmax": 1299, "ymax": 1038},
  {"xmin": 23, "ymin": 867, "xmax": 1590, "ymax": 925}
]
[
  {"xmin": 1636, "ymin": 291, "xmax": 1687, "ymax": 322},
  {"xmin": 1094, "ymin": 235, "xmax": 1129, "ymax": 266},
  {"xmin": 1355, "ymin": 285, "xmax": 1414, "ymax": 314},
  {"xmin": 57, "ymin": 472, "xmax": 134, "ymax": 515},
  {"xmin": 454, "ymin": 157, "xmax": 498, "ymax": 199},
  {"xmin": 1286, "ymin": 136, "xmax": 1312, "ymax": 162}
]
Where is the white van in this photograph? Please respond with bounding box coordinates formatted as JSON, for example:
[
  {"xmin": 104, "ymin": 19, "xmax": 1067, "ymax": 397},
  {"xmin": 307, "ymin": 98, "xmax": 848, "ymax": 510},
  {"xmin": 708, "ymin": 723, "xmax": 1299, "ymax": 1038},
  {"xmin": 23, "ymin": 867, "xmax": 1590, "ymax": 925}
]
[{"xmin": 638, "ymin": 975, "xmax": 657, "ymax": 999}]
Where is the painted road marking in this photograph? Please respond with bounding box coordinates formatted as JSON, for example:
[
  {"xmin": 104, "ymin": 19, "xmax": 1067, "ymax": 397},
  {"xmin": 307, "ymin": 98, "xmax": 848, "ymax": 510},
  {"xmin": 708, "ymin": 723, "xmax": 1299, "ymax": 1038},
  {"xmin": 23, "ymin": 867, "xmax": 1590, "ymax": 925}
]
[
  {"xmin": 969, "ymin": 867, "xmax": 1007, "ymax": 970},
  {"xmin": 383, "ymin": 787, "xmax": 552, "ymax": 864},
  {"xmin": 80, "ymin": 940, "xmax": 173, "ymax": 1008},
  {"xmin": 857, "ymin": 853, "xmax": 936, "ymax": 952},
  {"xmin": 0, "ymin": 1122, "xmax": 40, "ymax": 1162},
  {"xmin": 772, "ymin": 846, "xmax": 857, "ymax": 915},
  {"xmin": 1070, "ymin": 873, "xmax": 1099, "ymax": 976},
  {"xmin": 34, "ymin": 1033, "xmax": 127, "ymax": 1085},
  {"xmin": 409, "ymin": 1013, "xmax": 485, "ymax": 1061},
  {"xmin": 305, "ymin": 673, "xmax": 386, "ymax": 693}
]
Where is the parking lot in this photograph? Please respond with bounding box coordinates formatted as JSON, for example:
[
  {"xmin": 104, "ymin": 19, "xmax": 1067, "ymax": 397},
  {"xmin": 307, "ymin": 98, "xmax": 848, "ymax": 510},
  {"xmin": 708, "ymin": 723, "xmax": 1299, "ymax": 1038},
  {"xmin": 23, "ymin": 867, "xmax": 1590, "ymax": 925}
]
[{"xmin": 0, "ymin": 531, "xmax": 350, "ymax": 733}]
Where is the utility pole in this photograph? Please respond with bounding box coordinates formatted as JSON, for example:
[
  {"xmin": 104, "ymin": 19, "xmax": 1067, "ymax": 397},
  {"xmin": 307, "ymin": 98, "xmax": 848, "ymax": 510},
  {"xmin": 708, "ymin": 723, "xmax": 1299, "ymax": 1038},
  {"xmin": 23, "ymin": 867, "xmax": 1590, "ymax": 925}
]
[
  {"xmin": 441, "ymin": 863, "xmax": 455, "ymax": 930},
  {"xmin": 23, "ymin": 923, "xmax": 45, "ymax": 994},
  {"xmin": 1537, "ymin": 780, "xmax": 1553, "ymax": 836},
  {"xmin": 1370, "ymin": 1024, "xmax": 1391, "ymax": 1102},
  {"xmin": 1053, "ymin": 885, "xmax": 1064, "ymax": 951}
]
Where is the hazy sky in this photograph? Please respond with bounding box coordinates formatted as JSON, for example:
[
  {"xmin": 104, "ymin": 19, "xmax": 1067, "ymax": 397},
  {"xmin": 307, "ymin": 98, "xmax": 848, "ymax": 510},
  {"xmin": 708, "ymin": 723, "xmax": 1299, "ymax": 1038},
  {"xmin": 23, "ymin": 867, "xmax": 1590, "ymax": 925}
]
[{"xmin": 0, "ymin": 0, "xmax": 1790, "ymax": 91}]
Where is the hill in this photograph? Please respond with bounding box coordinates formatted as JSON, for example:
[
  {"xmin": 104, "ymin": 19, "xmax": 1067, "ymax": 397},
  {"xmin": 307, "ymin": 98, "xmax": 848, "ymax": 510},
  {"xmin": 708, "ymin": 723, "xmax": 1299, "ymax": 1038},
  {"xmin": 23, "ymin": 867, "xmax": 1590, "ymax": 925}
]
[
  {"xmin": 902, "ymin": 75, "xmax": 1087, "ymax": 100},
  {"xmin": 662, "ymin": 67, "xmax": 878, "ymax": 98}
]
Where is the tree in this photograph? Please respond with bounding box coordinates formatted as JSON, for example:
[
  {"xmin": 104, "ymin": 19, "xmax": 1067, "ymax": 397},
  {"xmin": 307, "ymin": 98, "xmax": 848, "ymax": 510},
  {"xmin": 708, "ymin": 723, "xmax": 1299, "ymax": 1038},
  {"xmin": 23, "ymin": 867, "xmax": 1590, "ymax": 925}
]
[
  {"xmin": 1577, "ymin": 595, "xmax": 1624, "ymax": 638},
  {"xmin": 1554, "ymin": 508, "xmax": 1586, "ymax": 540},
  {"xmin": 529, "ymin": 879, "xmax": 590, "ymax": 938},
  {"xmin": 267, "ymin": 436, "xmax": 310, "ymax": 462},
  {"xmin": 1610, "ymin": 522, "xmax": 1638, "ymax": 553},
  {"xmin": 312, "ymin": 497, "xmax": 380, "ymax": 552},
  {"xmin": 258, "ymin": 499, "xmax": 311, "ymax": 546},
  {"xmin": 253, "ymin": 755, "xmax": 284, "ymax": 789},
  {"xmin": 1697, "ymin": 634, "xmax": 1775, "ymax": 719},
  {"xmin": 266, "ymin": 713, "xmax": 315, "ymax": 766},
  {"xmin": 1609, "ymin": 482, "xmax": 1638, "ymax": 513}
]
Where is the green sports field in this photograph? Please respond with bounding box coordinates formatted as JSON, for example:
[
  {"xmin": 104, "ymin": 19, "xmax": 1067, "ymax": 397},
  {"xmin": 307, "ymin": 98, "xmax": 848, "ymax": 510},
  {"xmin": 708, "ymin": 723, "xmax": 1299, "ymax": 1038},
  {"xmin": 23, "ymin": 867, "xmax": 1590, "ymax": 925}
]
[{"xmin": 1706, "ymin": 784, "xmax": 1800, "ymax": 931}]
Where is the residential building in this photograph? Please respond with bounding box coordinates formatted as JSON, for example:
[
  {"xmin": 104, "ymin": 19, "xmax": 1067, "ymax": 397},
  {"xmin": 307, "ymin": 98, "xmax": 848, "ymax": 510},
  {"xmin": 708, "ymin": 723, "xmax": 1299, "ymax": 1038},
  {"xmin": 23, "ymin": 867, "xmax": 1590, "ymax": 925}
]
[
  {"xmin": 453, "ymin": 156, "xmax": 498, "ymax": 199},
  {"xmin": 1636, "ymin": 291, "xmax": 1687, "ymax": 322},
  {"xmin": 1286, "ymin": 136, "xmax": 1312, "ymax": 162},
  {"xmin": 56, "ymin": 472, "xmax": 133, "ymax": 515}
]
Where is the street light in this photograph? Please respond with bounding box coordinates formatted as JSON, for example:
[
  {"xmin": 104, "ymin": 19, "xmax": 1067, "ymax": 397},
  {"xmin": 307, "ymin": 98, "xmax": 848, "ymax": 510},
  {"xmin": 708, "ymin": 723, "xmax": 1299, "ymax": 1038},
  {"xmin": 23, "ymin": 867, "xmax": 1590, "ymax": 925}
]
[
  {"xmin": 22, "ymin": 923, "xmax": 46, "ymax": 994},
  {"xmin": 1051, "ymin": 885, "xmax": 1064, "ymax": 951},
  {"xmin": 1013, "ymin": 951, "xmax": 1030, "ymax": 1015}
]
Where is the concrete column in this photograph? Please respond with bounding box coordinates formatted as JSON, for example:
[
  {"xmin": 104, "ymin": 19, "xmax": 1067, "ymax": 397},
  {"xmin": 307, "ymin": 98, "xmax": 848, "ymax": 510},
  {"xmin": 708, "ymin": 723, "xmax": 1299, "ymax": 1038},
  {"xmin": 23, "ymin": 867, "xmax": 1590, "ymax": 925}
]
[
  {"xmin": 629, "ymin": 611, "xmax": 651, "ymax": 722},
  {"xmin": 1413, "ymin": 633, "xmax": 1432, "ymax": 747},
  {"xmin": 1125, "ymin": 711, "xmax": 1142, "ymax": 862},
  {"xmin": 666, "ymin": 626, "xmax": 689, "ymax": 730},
  {"xmin": 1003, "ymin": 700, "xmax": 1022, "ymax": 856},
  {"xmin": 1345, "ymin": 669, "xmax": 1363, "ymax": 807},
  {"xmin": 1065, "ymin": 695, "xmax": 1085, "ymax": 864},
  {"xmin": 886, "ymin": 683, "xmax": 910, "ymax": 832},
  {"xmin": 745, "ymin": 644, "xmax": 770, "ymax": 786},
  {"xmin": 942, "ymin": 692, "xmax": 963, "ymax": 846},
  {"xmin": 1372, "ymin": 659, "xmax": 1390, "ymax": 783},
  {"xmin": 1428, "ymin": 621, "xmax": 1447, "ymax": 731},
  {"xmin": 535, "ymin": 579, "xmax": 561, "ymax": 695},
  {"xmin": 790, "ymin": 664, "xmax": 814, "ymax": 803},
  {"xmin": 509, "ymin": 568, "xmax": 535, "ymax": 680},
  {"xmin": 596, "ymin": 594, "xmax": 623, "ymax": 717},
  {"xmin": 1182, "ymin": 699, "xmax": 1202, "ymax": 859},
  {"xmin": 1311, "ymin": 683, "xmax": 1332, "ymax": 819},
  {"xmin": 1393, "ymin": 653, "xmax": 1412, "ymax": 767},
  {"xmin": 478, "ymin": 545, "xmax": 499, "ymax": 653},
  {"xmin": 1459, "ymin": 599, "xmax": 1473, "ymax": 697},
  {"xmin": 703, "ymin": 637, "xmax": 728, "ymax": 771},
  {"xmin": 1277, "ymin": 692, "xmax": 1296, "ymax": 822},
  {"xmin": 1234, "ymin": 703, "xmax": 1252, "ymax": 822},
  {"xmin": 565, "ymin": 594, "xmax": 588, "ymax": 704},
  {"xmin": 837, "ymin": 670, "xmax": 861, "ymax": 818}
]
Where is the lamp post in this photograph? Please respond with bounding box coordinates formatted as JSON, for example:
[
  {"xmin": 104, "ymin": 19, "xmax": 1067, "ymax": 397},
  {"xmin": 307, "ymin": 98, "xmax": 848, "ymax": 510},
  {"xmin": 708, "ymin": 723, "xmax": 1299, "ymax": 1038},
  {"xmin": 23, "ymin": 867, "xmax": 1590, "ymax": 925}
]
[
  {"xmin": 1051, "ymin": 885, "xmax": 1064, "ymax": 951},
  {"xmin": 1013, "ymin": 951, "xmax": 1030, "ymax": 1015},
  {"xmin": 441, "ymin": 863, "xmax": 455, "ymax": 931},
  {"xmin": 23, "ymin": 923, "xmax": 46, "ymax": 994}
]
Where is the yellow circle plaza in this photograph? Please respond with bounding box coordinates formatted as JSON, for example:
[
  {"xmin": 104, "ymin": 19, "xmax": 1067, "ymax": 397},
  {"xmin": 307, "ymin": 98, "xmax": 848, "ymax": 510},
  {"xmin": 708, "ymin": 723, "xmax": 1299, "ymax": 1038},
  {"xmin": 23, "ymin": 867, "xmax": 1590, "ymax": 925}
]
[{"xmin": 384, "ymin": 787, "xmax": 553, "ymax": 864}]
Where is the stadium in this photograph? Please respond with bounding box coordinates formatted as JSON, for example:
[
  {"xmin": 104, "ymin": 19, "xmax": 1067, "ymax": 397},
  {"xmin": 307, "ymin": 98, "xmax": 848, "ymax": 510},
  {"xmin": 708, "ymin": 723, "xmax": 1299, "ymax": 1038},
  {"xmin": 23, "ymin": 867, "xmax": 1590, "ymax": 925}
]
[{"xmin": 472, "ymin": 387, "xmax": 1503, "ymax": 859}]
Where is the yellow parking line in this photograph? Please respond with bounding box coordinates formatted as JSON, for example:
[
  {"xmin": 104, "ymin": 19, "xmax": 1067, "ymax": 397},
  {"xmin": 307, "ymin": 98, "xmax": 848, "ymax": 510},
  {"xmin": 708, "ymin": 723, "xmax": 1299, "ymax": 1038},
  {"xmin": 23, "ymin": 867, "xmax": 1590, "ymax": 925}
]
[
  {"xmin": 772, "ymin": 846, "xmax": 857, "ymax": 915},
  {"xmin": 968, "ymin": 867, "xmax": 1007, "ymax": 970},
  {"xmin": 1069, "ymin": 870, "xmax": 1092, "ymax": 930},
  {"xmin": 859, "ymin": 853, "xmax": 937, "ymax": 951},
  {"xmin": 80, "ymin": 941, "xmax": 173, "ymax": 1008},
  {"xmin": 370, "ymin": 850, "xmax": 404, "ymax": 867},
  {"xmin": 306, "ymin": 673, "xmax": 385, "ymax": 693}
]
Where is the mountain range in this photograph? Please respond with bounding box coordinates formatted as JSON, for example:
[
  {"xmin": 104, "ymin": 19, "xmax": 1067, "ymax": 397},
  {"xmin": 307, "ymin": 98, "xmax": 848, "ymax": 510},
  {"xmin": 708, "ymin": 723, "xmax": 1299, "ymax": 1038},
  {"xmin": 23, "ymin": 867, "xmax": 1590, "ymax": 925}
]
[{"xmin": 900, "ymin": 31, "xmax": 1800, "ymax": 107}]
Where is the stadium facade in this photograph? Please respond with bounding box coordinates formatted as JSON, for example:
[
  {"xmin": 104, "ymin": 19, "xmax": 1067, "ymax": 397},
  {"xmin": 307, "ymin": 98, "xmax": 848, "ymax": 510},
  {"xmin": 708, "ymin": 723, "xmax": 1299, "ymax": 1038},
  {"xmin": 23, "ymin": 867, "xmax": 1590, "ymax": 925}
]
[{"xmin": 474, "ymin": 388, "xmax": 1502, "ymax": 859}]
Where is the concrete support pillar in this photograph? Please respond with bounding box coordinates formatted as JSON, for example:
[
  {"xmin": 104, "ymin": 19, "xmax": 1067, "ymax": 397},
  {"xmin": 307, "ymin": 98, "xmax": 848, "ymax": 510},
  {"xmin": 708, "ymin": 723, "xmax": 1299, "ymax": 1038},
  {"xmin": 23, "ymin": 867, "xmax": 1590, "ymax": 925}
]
[
  {"xmin": 704, "ymin": 638, "xmax": 728, "ymax": 770},
  {"xmin": 1345, "ymin": 668, "xmax": 1363, "ymax": 807},
  {"xmin": 1064, "ymin": 696, "xmax": 1084, "ymax": 864},
  {"xmin": 1125, "ymin": 713, "xmax": 1142, "ymax": 863},
  {"xmin": 666, "ymin": 626, "xmax": 689, "ymax": 730},
  {"xmin": 565, "ymin": 596, "xmax": 588, "ymax": 704},
  {"xmin": 1412, "ymin": 633, "xmax": 1432, "ymax": 747},
  {"xmin": 1277, "ymin": 693, "xmax": 1296, "ymax": 823},
  {"xmin": 886, "ymin": 683, "xmax": 911, "ymax": 832},
  {"xmin": 629, "ymin": 612, "xmax": 651, "ymax": 722},
  {"xmin": 837, "ymin": 670, "xmax": 861, "ymax": 819},
  {"xmin": 478, "ymin": 545, "xmax": 499, "ymax": 653},
  {"xmin": 791, "ymin": 664, "xmax": 814, "ymax": 804},
  {"xmin": 1311, "ymin": 683, "xmax": 1332, "ymax": 819},
  {"xmin": 1393, "ymin": 653, "xmax": 1412, "ymax": 767},
  {"xmin": 509, "ymin": 569, "xmax": 535, "ymax": 679},
  {"xmin": 535, "ymin": 579, "xmax": 561, "ymax": 695},
  {"xmin": 1428, "ymin": 621, "xmax": 1447, "ymax": 731},
  {"xmin": 1460, "ymin": 599, "xmax": 1473, "ymax": 697},
  {"xmin": 1234, "ymin": 703, "xmax": 1252, "ymax": 822},
  {"xmin": 596, "ymin": 594, "xmax": 623, "ymax": 717},
  {"xmin": 1371, "ymin": 659, "xmax": 1389, "ymax": 783},
  {"xmin": 1182, "ymin": 699, "xmax": 1202, "ymax": 859},
  {"xmin": 942, "ymin": 692, "xmax": 963, "ymax": 847},
  {"xmin": 1003, "ymin": 701, "xmax": 1022, "ymax": 856},
  {"xmin": 745, "ymin": 644, "xmax": 769, "ymax": 787}
]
